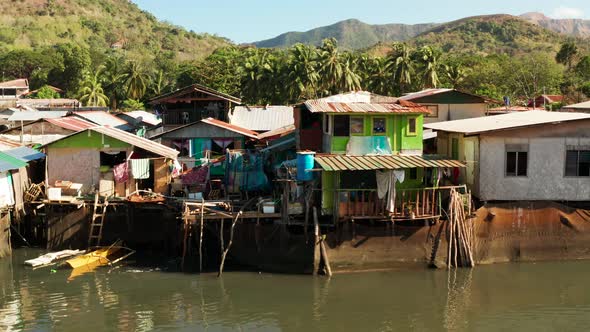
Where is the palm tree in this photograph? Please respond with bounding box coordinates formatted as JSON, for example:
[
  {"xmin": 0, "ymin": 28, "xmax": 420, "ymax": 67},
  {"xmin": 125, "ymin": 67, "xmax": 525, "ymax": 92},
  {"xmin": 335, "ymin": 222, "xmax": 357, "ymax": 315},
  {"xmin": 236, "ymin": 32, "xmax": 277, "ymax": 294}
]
[
  {"xmin": 240, "ymin": 49, "xmax": 275, "ymax": 104},
  {"xmin": 339, "ymin": 52, "xmax": 362, "ymax": 92},
  {"xmin": 150, "ymin": 69, "xmax": 170, "ymax": 97},
  {"xmin": 287, "ymin": 43, "xmax": 320, "ymax": 102},
  {"xmin": 386, "ymin": 43, "xmax": 414, "ymax": 94},
  {"xmin": 125, "ymin": 61, "xmax": 148, "ymax": 100},
  {"xmin": 444, "ymin": 63, "xmax": 470, "ymax": 89},
  {"xmin": 78, "ymin": 68, "xmax": 109, "ymax": 107},
  {"xmin": 318, "ymin": 38, "xmax": 343, "ymax": 95},
  {"xmin": 419, "ymin": 46, "xmax": 440, "ymax": 89},
  {"xmin": 366, "ymin": 57, "xmax": 391, "ymax": 95},
  {"xmin": 102, "ymin": 55, "xmax": 128, "ymax": 110}
]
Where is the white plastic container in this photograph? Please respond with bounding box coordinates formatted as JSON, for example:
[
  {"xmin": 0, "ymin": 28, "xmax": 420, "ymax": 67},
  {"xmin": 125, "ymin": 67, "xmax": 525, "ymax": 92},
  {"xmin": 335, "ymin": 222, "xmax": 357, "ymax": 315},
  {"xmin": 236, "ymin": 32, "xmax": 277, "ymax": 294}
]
[
  {"xmin": 262, "ymin": 202, "xmax": 275, "ymax": 214},
  {"xmin": 48, "ymin": 188, "xmax": 62, "ymax": 201}
]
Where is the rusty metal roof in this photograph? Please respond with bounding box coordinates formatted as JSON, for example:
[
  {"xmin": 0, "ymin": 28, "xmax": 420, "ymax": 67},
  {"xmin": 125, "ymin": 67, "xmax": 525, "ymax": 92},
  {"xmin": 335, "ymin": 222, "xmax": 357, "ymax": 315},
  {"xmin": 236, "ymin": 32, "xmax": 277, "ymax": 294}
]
[
  {"xmin": 201, "ymin": 118, "xmax": 259, "ymax": 139},
  {"xmin": 42, "ymin": 126, "xmax": 179, "ymax": 159},
  {"xmin": 46, "ymin": 117, "xmax": 96, "ymax": 131},
  {"xmin": 315, "ymin": 154, "xmax": 465, "ymax": 171},
  {"xmin": 304, "ymin": 100, "xmax": 430, "ymax": 114}
]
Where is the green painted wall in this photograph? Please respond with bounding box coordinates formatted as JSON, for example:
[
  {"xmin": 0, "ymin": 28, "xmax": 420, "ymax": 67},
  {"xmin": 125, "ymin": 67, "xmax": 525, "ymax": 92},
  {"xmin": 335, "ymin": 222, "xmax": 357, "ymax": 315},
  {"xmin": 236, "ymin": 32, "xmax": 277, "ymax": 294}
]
[
  {"xmin": 321, "ymin": 171, "xmax": 336, "ymax": 212},
  {"xmin": 329, "ymin": 114, "xmax": 424, "ymax": 154},
  {"xmin": 49, "ymin": 130, "xmax": 131, "ymax": 149}
]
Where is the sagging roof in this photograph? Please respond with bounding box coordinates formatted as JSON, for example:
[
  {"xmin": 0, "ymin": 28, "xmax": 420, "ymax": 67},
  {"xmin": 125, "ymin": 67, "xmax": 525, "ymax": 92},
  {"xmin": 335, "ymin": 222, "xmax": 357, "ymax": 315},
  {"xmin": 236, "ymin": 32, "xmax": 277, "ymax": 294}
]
[
  {"xmin": 0, "ymin": 151, "xmax": 28, "ymax": 172},
  {"xmin": 399, "ymin": 88, "xmax": 497, "ymax": 104},
  {"xmin": 119, "ymin": 111, "xmax": 162, "ymax": 126},
  {"xmin": 4, "ymin": 146, "xmax": 45, "ymax": 162},
  {"xmin": 73, "ymin": 111, "xmax": 131, "ymax": 130},
  {"xmin": 8, "ymin": 111, "xmax": 69, "ymax": 121},
  {"xmin": 304, "ymin": 99, "xmax": 430, "ymax": 114},
  {"xmin": 229, "ymin": 105, "xmax": 294, "ymax": 132},
  {"xmin": 151, "ymin": 117, "xmax": 259, "ymax": 140},
  {"xmin": 0, "ymin": 79, "xmax": 28, "ymax": 89},
  {"xmin": 424, "ymin": 111, "xmax": 590, "ymax": 135},
  {"xmin": 563, "ymin": 100, "xmax": 590, "ymax": 111},
  {"xmin": 21, "ymin": 85, "xmax": 64, "ymax": 97},
  {"xmin": 315, "ymin": 154, "xmax": 465, "ymax": 171},
  {"xmin": 257, "ymin": 124, "xmax": 296, "ymax": 140},
  {"xmin": 149, "ymin": 83, "xmax": 241, "ymax": 104},
  {"xmin": 202, "ymin": 118, "xmax": 259, "ymax": 139},
  {"xmin": 46, "ymin": 117, "xmax": 97, "ymax": 131},
  {"xmin": 44, "ymin": 126, "xmax": 179, "ymax": 159}
]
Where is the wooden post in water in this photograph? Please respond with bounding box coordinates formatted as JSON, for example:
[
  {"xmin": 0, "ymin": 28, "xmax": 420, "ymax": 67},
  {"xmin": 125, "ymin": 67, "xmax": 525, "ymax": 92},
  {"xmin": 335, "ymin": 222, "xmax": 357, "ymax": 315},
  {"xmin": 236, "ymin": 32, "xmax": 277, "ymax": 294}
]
[
  {"xmin": 199, "ymin": 198, "xmax": 204, "ymax": 272},
  {"xmin": 312, "ymin": 207, "xmax": 321, "ymax": 276}
]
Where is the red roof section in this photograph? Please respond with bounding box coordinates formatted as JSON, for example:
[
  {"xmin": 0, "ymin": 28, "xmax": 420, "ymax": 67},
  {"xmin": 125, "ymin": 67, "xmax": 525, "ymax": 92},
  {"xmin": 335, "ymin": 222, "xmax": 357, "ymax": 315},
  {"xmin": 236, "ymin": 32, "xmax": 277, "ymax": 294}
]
[{"xmin": 46, "ymin": 117, "xmax": 96, "ymax": 131}]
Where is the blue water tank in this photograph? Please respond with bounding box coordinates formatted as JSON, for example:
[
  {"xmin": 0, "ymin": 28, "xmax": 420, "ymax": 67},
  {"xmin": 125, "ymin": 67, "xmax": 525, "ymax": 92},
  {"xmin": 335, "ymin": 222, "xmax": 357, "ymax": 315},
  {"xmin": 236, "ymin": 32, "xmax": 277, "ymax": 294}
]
[{"xmin": 296, "ymin": 151, "xmax": 316, "ymax": 181}]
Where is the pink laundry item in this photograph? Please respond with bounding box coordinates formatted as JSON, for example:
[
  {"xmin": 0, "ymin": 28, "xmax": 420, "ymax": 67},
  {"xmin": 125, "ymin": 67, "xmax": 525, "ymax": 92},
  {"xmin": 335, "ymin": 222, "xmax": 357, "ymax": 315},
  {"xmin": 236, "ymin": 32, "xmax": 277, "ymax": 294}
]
[{"xmin": 113, "ymin": 162, "xmax": 129, "ymax": 183}]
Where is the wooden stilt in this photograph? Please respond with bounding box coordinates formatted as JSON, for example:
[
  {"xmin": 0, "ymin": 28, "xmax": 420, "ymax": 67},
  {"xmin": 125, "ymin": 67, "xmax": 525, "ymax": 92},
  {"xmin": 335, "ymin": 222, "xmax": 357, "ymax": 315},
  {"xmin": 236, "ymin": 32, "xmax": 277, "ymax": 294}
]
[
  {"xmin": 312, "ymin": 207, "xmax": 321, "ymax": 276},
  {"xmin": 320, "ymin": 236, "xmax": 332, "ymax": 277}
]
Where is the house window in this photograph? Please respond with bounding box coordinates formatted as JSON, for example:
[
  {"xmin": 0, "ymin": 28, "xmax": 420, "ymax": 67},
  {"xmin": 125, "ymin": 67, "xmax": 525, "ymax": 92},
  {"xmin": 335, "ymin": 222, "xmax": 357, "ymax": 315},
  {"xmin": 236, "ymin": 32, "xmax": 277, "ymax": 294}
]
[
  {"xmin": 407, "ymin": 117, "xmax": 417, "ymax": 136},
  {"xmin": 350, "ymin": 117, "xmax": 364, "ymax": 135},
  {"xmin": 425, "ymin": 105, "xmax": 439, "ymax": 118},
  {"xmin": 333, "ymin": 115, "xmax": 350, "ymax": 136},
  {"xmin": 506, "ymin": 151, "xmax": 528, "ymax": 176},
  {"xmin": 565, "ymin": 150, "xmax": 590, "ymax": 177},
  {"xmin": 372, "ymin": 117, "xmax": 386, "ymax": 134}
]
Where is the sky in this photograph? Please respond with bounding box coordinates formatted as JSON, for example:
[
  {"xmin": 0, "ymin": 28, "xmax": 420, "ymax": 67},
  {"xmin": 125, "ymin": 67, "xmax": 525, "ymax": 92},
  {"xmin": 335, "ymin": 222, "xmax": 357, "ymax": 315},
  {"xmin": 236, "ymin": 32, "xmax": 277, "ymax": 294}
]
[{"xmin": 133, "ymin": 0, "xmax": 590, "ymax": 43}]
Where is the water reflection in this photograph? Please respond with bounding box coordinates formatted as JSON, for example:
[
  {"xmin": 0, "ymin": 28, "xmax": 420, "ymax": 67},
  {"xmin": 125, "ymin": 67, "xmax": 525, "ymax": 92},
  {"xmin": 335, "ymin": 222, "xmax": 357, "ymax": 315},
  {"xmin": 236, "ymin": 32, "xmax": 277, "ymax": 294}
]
[{"xmin": 3, "ymin": 249, "xmax": 590, "ymax": 331}]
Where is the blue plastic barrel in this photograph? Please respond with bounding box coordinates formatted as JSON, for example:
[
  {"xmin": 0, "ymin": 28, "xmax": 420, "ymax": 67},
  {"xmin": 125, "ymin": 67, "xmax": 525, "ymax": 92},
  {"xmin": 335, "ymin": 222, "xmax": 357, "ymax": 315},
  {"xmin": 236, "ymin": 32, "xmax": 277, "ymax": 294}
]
[{"xmin": 296, "ymin": 151, "xmax": 316, "ymax": 181}]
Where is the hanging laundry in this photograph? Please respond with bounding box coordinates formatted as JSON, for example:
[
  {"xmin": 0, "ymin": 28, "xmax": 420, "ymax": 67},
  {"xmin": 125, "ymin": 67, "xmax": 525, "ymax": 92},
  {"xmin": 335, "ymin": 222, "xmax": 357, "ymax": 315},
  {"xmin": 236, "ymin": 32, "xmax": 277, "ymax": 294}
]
[
  {"xmin": 131, "ymin": 159, "xmax": 150, "ymax": 179},
  {"xmin": 113, "ymin": 162, "xmax": 129, "ymax": 183},
  {"xmin": 182, "ymin": 166, "xmax": 209, "ymax": 185},
  {"xmin": 393, "ymin": 170, "xmax": 405, "ymax": 183},
  {"xmin": 171, "ymin": 159, "xmax": 182, "ymax": 178}
]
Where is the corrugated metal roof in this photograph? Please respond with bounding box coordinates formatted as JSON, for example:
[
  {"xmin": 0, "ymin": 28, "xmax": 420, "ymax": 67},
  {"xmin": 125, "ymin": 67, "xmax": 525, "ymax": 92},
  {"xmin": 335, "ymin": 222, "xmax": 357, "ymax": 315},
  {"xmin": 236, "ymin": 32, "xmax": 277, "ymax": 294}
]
[
  {"xmin": 304, "ymin": 100, "xmax": 430, "ymax": 114},
  {"xmin": 46, "ymin": 117, "xmax": 97, "ymax": 131},
  {"xmin": 90, "ymin": 127, "xmax": 179, "ymax": 159},
  {"xmin": 229, "ymin": 105, "xmax": 294, "ymax": 131},
  {"xmin": 4, "ymin": 146, "xmax": 45, "ymax": 162},
  {"xmin": 424, "ymin": 111, "xmax": 590, "ymax": 135},
  {"xmin": 563, "ymin": 100, "xmax": 590, "ymax": 110},
  {"xmin": 8, "ymin": 111, "xmax": 68, "ymax": 121},
  {"xmin": 149, "ymin": 83, "xmax": 242, "ymax": 104},
  {"xmin": 399, "ymin": 88, "xmax": 498, "ymax": 103},
  {"xmin": 0, "ymin": 79, "xmax": 28, "ymax": 89},
  {"xmin": 43, "ymin": 126, "xmax": 179, "ymax": 159},
  {"xmin": 0, "ymin": 151, "xmax": 28, "ymax": 172},
  {"xmin": 122, "ymin": 111, "xmax": 161, "ymax": 126},
  {"xmin": 315, "ymin": 154, "xmax": 465, "ymax": 171},
  {"xmin": 201, "ymin": 118, "xmax": 259, "ymax": 139},
  {"xmin": 73, "ymin": 111, "xmax": 130, "ymax": 130}
]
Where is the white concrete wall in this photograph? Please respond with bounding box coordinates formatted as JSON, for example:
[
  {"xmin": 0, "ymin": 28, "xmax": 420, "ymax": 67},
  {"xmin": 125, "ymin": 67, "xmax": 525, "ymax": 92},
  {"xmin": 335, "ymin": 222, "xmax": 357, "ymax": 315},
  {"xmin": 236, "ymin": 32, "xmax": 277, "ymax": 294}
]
[
  {"xmin": 424, "ymin": 103, "xmax": 487, "ymax": 124},
  {"xmin": 479, "ymin": 136, "xmax": 590, "ymax": 201}
]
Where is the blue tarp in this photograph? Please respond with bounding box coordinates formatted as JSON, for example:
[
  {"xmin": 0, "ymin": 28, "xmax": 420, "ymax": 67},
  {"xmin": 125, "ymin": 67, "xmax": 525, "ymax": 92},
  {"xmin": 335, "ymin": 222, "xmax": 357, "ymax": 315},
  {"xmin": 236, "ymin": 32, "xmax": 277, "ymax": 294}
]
[{"xmin": 4, "ymin": 146, "xmax": 46, "ymax": 162}]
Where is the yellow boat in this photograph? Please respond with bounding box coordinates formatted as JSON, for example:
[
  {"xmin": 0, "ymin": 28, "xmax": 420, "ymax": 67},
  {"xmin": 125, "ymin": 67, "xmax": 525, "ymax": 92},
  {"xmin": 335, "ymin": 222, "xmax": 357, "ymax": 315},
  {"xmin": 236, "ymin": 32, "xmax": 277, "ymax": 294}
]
[{"xmin": 65, "ymin": 246, "xmax": 121, "ymax": 269}]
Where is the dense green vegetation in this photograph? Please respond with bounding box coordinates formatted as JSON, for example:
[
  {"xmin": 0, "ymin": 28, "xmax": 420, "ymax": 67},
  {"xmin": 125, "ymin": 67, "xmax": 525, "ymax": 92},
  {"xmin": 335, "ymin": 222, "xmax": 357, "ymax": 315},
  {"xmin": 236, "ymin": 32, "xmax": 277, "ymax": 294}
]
[
  {"xmin": 0, "ymin": 2, "xmax": 588, "ymax": 109},
  {"xmin": 189, "ymin": 39, "xmax": 589, "ymax": 106}
]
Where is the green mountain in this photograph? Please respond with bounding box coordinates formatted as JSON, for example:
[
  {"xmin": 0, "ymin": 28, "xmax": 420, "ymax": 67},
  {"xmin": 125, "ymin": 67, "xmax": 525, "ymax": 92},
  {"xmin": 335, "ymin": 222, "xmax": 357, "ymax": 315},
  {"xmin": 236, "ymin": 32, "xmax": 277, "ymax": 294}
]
[
  {"xmin": 252, "ymin": 19, "xmax": 438, "ymax": 49},
  {"xmin": 408, "ymin": 14, "xmax": 568, "ymax": 55},
  {"xmin": 0, "ymin": 0, "xmax": 231, "ymax": 61}
]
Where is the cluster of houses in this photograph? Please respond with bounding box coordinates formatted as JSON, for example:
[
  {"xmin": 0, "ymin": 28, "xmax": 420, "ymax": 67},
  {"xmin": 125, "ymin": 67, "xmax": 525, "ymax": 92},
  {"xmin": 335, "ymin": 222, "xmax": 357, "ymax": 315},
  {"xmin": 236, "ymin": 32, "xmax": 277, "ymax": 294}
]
[
  {"xmin": 1, "ymin": 75, "xmax": 590, "ymax": 269},
  {"xmin": 0, "ymin": 76, "xmax": 589, "ymax": 219}
]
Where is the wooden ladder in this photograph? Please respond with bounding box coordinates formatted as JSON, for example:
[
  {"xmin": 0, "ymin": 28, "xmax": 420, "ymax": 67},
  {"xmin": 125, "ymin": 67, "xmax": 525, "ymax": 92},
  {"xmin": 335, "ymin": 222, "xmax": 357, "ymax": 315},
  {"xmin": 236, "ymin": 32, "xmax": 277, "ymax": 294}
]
[{"xmin": 88, "ymin": 194, "xmax": 108, "ymax": 248}]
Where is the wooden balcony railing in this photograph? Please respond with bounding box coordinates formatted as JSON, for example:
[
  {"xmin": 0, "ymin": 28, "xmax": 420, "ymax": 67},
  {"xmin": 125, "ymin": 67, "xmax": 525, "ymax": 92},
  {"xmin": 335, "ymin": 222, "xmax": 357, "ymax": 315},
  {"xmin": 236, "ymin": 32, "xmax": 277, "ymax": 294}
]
[{"xmin": 334, "ymin": 185, "xmax": 466, "ymax": 220}]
